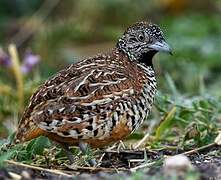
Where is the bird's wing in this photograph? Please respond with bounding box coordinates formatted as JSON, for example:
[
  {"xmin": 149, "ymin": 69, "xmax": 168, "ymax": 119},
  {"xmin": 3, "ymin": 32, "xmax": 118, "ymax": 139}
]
[{"xmin": 20, "ymin": 54, "xmax": 137, "ymax": 140}]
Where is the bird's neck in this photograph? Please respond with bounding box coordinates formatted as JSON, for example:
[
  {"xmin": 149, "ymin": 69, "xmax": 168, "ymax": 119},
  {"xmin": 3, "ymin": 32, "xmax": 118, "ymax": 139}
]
[
  {"xmin": 138, "ymin": 50, "xmax": 157, "ymax": 68},
  {"xmin": 113, "ymin": 48, "xmax": 156, "ymax": 81},
  {"xmin": 115, "ymin": 47, "xmax": 157, "ymax": 68}
]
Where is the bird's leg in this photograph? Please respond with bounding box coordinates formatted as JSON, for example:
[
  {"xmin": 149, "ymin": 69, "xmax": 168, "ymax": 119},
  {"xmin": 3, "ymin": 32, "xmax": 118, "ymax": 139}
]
[
  {"xmin": 79, "ymin": 141, "xmax": 97, "ymax": 166},
  {"xmin": 60, "ymin": 143, "xmax": 75, "ymax": 164}
]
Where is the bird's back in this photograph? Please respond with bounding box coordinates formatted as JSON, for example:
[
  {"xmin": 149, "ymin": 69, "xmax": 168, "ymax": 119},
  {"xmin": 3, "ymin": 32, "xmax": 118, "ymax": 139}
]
[{"xmin": 14, "ymin": 48, "xmax": 157, "ymax": 147}]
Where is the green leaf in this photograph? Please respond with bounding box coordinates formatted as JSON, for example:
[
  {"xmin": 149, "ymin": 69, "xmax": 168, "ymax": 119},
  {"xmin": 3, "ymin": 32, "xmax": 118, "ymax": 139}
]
[
  {"xmin": 165, "ymin": 72, "xmax": 179, "ymax": 97},
  {"xmin": 155, "ymin": 106, "xmax": 177, "ymax": 139},
  {"xmin": 0, "ymin": 151, "xmax": 14, "ymax": 167},
  {"xmin": 29, "ymin": 136, "xmax": 51, "ymax": 155},
  {"xmin": 127, "ymin": 133, "xmax": 144, "ymax": 140}
]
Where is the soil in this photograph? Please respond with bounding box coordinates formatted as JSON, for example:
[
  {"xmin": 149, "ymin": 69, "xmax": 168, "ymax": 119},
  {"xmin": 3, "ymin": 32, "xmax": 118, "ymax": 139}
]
[{"xmin": 2, "ymin": 144, "xmax": 221, "ymax": 180}]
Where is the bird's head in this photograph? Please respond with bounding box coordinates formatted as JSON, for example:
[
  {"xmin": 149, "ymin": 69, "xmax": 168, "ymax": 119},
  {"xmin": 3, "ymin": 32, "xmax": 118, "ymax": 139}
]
[{"xmin": 117, "ymin": 22, "xmax": 172, "ymax": 65}]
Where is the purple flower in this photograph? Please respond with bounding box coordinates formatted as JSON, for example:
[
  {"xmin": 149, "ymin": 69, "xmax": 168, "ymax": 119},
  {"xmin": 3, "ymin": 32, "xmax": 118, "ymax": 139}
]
[
  {"xmin": 0, "ymin": 47, "xmax": 40, "ymax": 74},
  {"xmin": 0, "ymin": 48, "xmax": 11, "ymax": 67},
  {"xmin": 21, "ymin": 52, "xmax": 40, "ymax": 74}
]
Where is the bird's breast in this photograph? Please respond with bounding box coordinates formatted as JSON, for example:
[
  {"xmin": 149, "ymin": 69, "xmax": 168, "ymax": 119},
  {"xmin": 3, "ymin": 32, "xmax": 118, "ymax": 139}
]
[{"xmin": 126, "ymin": 78, "xmax": 157, "ymax": 132}]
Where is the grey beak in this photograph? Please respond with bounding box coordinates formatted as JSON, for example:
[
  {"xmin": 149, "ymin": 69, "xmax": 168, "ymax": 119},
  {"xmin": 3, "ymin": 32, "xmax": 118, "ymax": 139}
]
[{"xmin": 149, "ymin": 40, "xmax": 172, "ymax": 55}]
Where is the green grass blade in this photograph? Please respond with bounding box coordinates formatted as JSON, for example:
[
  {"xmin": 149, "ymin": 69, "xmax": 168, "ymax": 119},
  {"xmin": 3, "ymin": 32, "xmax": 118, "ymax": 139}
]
[{"xmin": 155, "ymin": 106, "xmax": 177, "ymax": 139}]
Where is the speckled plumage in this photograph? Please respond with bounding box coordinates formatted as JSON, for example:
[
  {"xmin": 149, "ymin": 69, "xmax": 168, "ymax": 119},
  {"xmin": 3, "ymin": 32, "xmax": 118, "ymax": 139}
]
[{"xmin": 14, "ymin": 22, "xmax": 171, "ymax": 148}]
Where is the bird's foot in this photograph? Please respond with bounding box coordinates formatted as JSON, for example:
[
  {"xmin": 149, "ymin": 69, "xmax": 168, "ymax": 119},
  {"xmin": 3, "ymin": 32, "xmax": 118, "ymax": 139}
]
[
  {"xmin": 79, "ymin": 141, "xmax": 97, "ymax": 167},
  {"xmin": 60, "ymin": 143, "xmax": 75, "ymax": 165}
]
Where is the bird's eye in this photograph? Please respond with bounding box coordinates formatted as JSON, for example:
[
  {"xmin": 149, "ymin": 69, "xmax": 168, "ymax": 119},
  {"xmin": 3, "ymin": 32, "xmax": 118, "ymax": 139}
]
[{"xmin": 138, "ymin": 34, "xmax": 145, "ymax": 41}]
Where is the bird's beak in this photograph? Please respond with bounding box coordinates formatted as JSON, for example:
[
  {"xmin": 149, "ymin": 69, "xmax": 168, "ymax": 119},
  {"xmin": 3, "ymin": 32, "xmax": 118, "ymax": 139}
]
[{"xmin": 149, "ymin": 40, "xmax": 173, "ymax": 55}]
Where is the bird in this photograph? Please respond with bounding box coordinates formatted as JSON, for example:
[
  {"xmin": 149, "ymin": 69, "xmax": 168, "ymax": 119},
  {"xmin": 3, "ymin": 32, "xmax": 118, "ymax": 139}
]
[{"xmin": 13, "ymin": 22, "xmax": 172, "ymax": 166}]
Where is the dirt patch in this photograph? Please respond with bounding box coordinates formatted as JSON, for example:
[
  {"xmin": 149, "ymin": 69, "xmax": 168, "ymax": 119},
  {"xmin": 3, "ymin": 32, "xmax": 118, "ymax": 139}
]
[{"xmin": 3, "ymin": 143, "xmax": 220, "ymax": 179}]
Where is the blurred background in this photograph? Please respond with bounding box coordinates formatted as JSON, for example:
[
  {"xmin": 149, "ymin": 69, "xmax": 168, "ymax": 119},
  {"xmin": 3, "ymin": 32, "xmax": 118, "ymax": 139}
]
[{"xmin": 0, "ymin": 0, "xmax": 221, "ymax": 139}]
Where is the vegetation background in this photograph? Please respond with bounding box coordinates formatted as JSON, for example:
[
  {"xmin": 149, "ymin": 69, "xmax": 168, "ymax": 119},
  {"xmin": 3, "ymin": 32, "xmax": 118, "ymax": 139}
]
[{"xmin": 0, "ymin": 0, "xmax": 220, "ymax": 179}]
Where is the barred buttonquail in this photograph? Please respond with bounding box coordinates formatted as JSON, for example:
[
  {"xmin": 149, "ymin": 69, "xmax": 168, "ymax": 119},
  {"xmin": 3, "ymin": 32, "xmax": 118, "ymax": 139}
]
[{"xmin": 14, "ymin": 22, "xmax": 171, "ymax": 165}]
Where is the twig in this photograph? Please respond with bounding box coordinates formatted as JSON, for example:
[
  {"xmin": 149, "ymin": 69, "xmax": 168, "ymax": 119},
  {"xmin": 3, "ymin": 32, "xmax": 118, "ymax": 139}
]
[
  {"xmin": 6, "ymin": 159, "xmax": 129, "ymax": 175},
  {"xmin": 97, "ymin": 153, "xmax": 106, "ymax": 167},
  {"xmin": 106, "ymin": 143, "xmax": 117, "ymax": 151},
  {"xmin": 128, "ymin": 159, "xmax": 145, "ymax": 163},
  {"xmin": 5, "ymin": 160, "xmax": 73, "ymax": 178},
  {"xmin": 215, "ymin": 131, "xmax": 221, "ymax": 145},
  {"xmin": 8, "ymin": 172, "xmax": 21, "ymax": 180},
  {"xmin": 133, "ymin": 119, "xmax": 158, "ymax": 149},
  {"xmin": 104, "ymin": 149, "xmax": 144, "ymax": 155},
  {"xmin": 182, "ymin": 143, "xmax": 218, "ymax": 156},
  {"xmin": 117, "ymin": 140, "xmax": 126, "ymax": 151},
  {"xmin": 65, "ymin": 164, "xmax": 129, "ymax": 173},
  {"xmin": 130, "ymin": 161, "xmax": 156, "ymax": 172},
  {"xmin": 134, "ymin": 133, "xmax": 150, "ymax": 149}
]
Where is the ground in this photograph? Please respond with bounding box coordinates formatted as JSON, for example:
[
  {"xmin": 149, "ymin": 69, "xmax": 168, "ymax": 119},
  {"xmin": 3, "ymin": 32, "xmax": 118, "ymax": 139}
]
[{"xmin": 1, "ymin": 139, "xmax": 220, "ymax": 179}]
